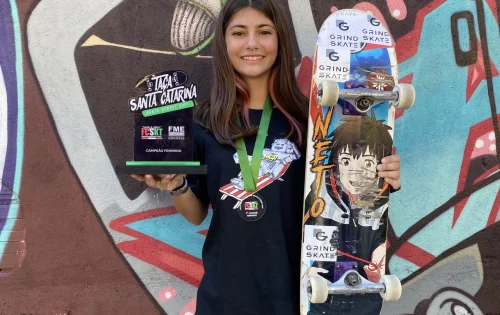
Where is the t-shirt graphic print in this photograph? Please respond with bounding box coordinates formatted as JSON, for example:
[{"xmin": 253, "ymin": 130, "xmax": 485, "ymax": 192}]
[{"xmin": 219, "ymin": 138, "xmax": 301, "ymax": 209}]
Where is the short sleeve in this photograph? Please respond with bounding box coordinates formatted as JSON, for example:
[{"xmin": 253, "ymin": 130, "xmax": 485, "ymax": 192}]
[
  {"xmin": 390, "ymin": 186, "xmax": 400, "ymax": 193},
  {"xmin": 186, "ymin": 124, "xmax": 210, "ymax": 207}
]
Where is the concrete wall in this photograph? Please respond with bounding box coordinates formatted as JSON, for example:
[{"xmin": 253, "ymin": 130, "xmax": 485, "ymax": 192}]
[{"xmin": 0, "ymin": 0, "xmax": 499, "ymax": 314}]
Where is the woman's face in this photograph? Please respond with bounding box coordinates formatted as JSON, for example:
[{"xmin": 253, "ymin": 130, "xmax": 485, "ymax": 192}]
[{"xmin": 224, "ymin": 7, "xmax": 278, "ymax": 82}]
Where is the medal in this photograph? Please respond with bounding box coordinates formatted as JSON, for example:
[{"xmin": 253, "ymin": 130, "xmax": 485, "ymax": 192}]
[
  {"xmin": 238, "ymin": 193, "xmax": 267, "ymax": 221},
  {"xmin": 234, "ymin": 97, "xmax": 272, "ymax": 221}
]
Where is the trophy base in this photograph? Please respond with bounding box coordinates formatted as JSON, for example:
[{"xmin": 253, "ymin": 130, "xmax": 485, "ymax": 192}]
[{"xmin": 115, "ymin": 161, "xmax": 207, "ymax": 174}]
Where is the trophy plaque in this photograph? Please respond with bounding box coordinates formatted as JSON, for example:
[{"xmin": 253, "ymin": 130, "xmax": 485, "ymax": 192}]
[{"xmin": 115, "ymin": 70, "xmax": 207, "ymax": 175}]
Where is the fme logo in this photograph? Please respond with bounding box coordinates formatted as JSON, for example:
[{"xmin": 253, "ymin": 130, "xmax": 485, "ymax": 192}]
[{"xmin": 168, "ymin": 126, "xmax": 185, "ymax": 140}]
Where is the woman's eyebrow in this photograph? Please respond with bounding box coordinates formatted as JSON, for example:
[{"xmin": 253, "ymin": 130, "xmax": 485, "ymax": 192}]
[{"xmin": 228, "ymin": 23, "xmax": 275, "ymax": 30}]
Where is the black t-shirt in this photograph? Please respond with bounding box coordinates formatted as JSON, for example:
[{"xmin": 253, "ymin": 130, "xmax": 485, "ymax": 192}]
[{"xmin": 187, "ymin": 108, "xmax": 306, "ymax": 315}]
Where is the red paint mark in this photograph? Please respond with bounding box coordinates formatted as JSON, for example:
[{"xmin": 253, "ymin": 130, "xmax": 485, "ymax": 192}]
[
  {"xmin": 109, "ymin": 207, "xmax": 204, "ymax": 287},
  {"xmin": 331, "ymin": 6, "xmax": 338, "ymax": 13},
  {"xmin": 485, "ymin": 0, "xmax": 499, "ymax": 23},
  {"xmin": 454, "ymin": 115, "xmax": 500, "ymax": 227},
  {"xmin": 393, "ymin": 242, "xmax": 435, "ymax": 267},
  {"xmin": 486, "ymin": 190, "xmax": 500, "ymax": 227},
  {"xmin": 396, "ymin": 0, "xmax": 447, "ymax": 63},
  {"xmin": 118, "ymin": 234, "xmax": 203, "ymax": 287},
  {"xmin": 395, "ymin": 108, "xmax": 404, "ymax": 120},
  {"xmin": 473, "ymin": 165, "xmax": 499, "ymax": 184},
  {"xmin": 395, "ymin": 74, "xmax": 414, "ymax": 119},
  {"xmin": 180, "ymin": 298, "xmax": 197, "ymax": 315},
  {"xmin": 471, "ymin": 131, "xmax": 497, "ymax": 159},
  {"xmin": 297, "ymin": 56, "xmax": 313, "ymax": 98},
  {"xmin": 364, "ymin": 43, "xmax": 396, "ymax": 51},
  {"xmin": 158, "ymin": 286, "xmax": 177, "ymax": 301},
  {"xmin": 387, "ymin": 0, "xmax": 408, "ymax": 20},
  {"xmin": 399, "ymin": 73, "xmax": 414, "ymax": 84},
  {"xmin": 466, "ymin": 41, "xmax": 499, "ymax": 103}
]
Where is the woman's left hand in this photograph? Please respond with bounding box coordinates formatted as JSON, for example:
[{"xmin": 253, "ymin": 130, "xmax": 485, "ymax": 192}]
[{"xmin": 377, "ymin": 154, "xmax": 401, "ymax": 190}]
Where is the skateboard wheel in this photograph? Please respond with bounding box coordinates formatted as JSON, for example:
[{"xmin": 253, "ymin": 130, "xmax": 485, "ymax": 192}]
[
  {"xmin": 317, "ymin": 80, "xmax": 339, "ymax": 107},
  {"xmin": 379, "ymin": 275, "xmax": 402, "ymax": 301},
  {"xmin": 307, "ymin": 275, "xmax": 329, "ymax": 303},
  {"xmin": 393, "ymin": 84, "xmax": 415, "ymax": 109}
]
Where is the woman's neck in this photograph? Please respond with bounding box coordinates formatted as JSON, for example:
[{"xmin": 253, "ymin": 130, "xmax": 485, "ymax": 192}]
[{"xmin": 245, "ymin": 75, "xmax": 270, "ymax": 110}]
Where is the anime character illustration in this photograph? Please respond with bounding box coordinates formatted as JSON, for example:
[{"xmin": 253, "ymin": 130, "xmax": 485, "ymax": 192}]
[
  {"xmin": 301, "ymin": 111, "xmax": 394, "ymax": 313},
  {"xmin": 307, "ymin": 111, "xmax": 393, "ymax": 230}
]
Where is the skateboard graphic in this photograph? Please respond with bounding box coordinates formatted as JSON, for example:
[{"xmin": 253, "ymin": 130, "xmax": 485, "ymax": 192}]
[{"xmin": 300, "ymin": 9, "xmax": 415, "ymax": 314}]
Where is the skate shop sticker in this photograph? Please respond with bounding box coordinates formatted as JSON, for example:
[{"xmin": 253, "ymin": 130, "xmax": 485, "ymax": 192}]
[
  {"xmin": 302, "ymin": 225, "xmax": 339, "ymax": 262},
  {"xmin": 316, "ymin": 46, "xmax": 350, "ymax": 82},
  {"xmin": 333, "ymin": 15, "xmax": 392, "ymax": 48},
  {"xmin": 317, "ymin": 14, "xmax": 392, "ymax": 52}
]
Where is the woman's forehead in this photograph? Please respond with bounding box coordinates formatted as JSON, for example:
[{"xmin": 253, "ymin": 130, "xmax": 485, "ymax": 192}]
[{"xmin": 226, "ymin": 7, "xmax": 275, "ymax": 29}]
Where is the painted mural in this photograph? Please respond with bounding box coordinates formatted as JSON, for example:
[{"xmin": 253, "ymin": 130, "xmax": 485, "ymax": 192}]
[
  {"xmin": 0, "ymin": 0, "xmax": 25, "ymax": 276},
  {"xmin": 0, "ymin": 0, "xmax": 497, "ymax": 313}
]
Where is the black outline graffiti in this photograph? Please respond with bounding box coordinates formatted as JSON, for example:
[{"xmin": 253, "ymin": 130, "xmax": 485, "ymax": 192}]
[
  {"xmin": 475, "ymin": 0, "xmax": 500, "ymax": 161},
  {"xmin": 387, "ymin": 171, "xmax": 500, "ymax": 278},
  {"xmin": 497, "ymin": 0, "xmax": 500, "ymax": 36},
  {"xmin": 451, "ymin": 11, "xmax": 478, "ymax": 67},
  {"xmin": 429, "ymin": 287, "xmax": 479, "ymax": 314},
  {"xmin": 387, "ymin": 1, "xmax": 500, "ymax": 280}
]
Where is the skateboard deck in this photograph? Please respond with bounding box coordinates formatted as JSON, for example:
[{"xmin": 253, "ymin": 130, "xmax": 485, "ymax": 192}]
[{"xmin": 300, "ymin": 9, "xmax": 414, "ymax": 314}]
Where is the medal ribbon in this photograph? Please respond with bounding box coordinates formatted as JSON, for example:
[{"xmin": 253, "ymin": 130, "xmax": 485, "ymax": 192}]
[{"xmin": 235, "ymin": 97, "xmax": 273, "ymax": 192}]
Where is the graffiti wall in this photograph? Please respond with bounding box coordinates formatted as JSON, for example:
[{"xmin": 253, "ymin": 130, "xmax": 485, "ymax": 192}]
[
  {"xmin": 0, "ymin": 0, "xmax": 498, "ymax": 314},
  {"xmin": 0, "ymin": 0, "xmax": 25, "ymax": 276}
]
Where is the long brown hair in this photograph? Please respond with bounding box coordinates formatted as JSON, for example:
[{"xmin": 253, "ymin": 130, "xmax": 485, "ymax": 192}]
[{"xmin": 195, "ymin": 0, "xmax": 308, "ymax": 148}]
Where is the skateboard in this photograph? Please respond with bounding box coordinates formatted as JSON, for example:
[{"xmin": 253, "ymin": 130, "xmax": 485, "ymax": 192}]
[{"xmin": 300, "ymin": 9, "xmax": 415, "ymax": 314}]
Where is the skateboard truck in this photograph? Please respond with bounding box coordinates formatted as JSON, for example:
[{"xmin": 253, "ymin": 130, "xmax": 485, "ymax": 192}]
[
  {"xmin": 333, "ymin": 262, "xmax": 358, "ymax": 284},
  {"xmin": 317, "ymin": 80, "xmax": 415, "ymax": 113},
  {"xmin": 307, "ymin": 262, "xmax": 402, "ymax": 304}
]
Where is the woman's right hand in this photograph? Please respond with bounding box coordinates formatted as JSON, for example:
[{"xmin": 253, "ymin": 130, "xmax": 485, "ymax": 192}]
[{"xmin": 130, "ymin": 174, "xmax": 186, "ymax": 191}]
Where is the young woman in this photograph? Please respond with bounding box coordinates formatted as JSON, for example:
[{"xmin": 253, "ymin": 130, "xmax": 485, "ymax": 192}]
[{"xmin": 132, "ymin": 0, "xmax": 401, "ymax": 314}]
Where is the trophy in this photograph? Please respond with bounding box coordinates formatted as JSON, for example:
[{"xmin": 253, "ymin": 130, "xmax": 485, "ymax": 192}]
[{"xmin": 115, "ymin": 70, "xmax": 207, "ymax": 175}]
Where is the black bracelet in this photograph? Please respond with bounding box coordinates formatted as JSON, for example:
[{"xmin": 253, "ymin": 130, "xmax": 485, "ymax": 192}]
[{"xmin": 168, "ymin": 177, "xmax": 188, "ymax": 196}]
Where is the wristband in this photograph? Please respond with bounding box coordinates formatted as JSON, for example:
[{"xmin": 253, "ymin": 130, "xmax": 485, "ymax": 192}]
[{"xmin": 168, "ymin": 176, "xmax": 189, "ymax": 196}]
